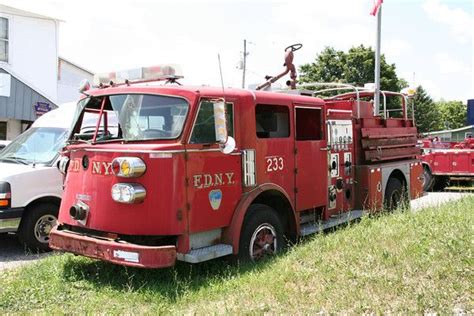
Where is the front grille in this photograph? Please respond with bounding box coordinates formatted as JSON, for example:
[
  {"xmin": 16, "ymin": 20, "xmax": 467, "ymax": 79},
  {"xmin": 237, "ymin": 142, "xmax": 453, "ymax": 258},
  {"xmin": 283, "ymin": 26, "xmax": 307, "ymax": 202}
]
[{"xmin": 60, "ymin": 224, "xmax": 177, "ymax": 247}]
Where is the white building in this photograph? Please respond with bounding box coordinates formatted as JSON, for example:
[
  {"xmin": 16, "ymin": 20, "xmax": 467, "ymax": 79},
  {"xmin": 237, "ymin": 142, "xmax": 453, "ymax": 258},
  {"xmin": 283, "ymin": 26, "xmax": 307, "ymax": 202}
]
[
  {"xmin": 57, "ymin": 57, "xmax": 94, "ymax": 104},
  {"xmin": 0, "ymin": 5, "xmax": 93, "ymax": 140}
]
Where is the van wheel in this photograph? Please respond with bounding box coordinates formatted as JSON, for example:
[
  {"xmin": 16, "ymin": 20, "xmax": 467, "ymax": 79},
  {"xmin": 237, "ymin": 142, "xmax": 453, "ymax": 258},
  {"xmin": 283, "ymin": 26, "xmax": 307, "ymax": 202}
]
[
  {"xmin": 384, "ymin": 178, "xmax": 408, "ymax": 211},
  {"xmin": 238, "ymin": 204, "xmax": 284, "ymax": 263},
  {"xmin": 19, "ymin": 203, "xmax": 58, "ymax": 252}
]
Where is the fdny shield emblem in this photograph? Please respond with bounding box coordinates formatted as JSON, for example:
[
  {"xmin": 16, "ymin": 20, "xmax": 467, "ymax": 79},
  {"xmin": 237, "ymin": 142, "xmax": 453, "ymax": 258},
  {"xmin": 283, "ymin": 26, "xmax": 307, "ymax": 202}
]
[{"xmin": 208, "ymin": 189, "xmax": 223, "ymax": 210}]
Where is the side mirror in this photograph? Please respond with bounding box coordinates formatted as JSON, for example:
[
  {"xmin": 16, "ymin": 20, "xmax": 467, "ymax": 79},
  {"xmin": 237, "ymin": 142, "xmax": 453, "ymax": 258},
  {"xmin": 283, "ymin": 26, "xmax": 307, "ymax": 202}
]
[
  {"xmin": 213, "ymin": 99, "xmax": 227, "ymax": 144},
  {"xmin": 213, "ymin": 99, "xmax": 236, "ymax": 154},
  {"xmin": 221, "ymin": 136, "xmax": 236, "ymax": 154},
  {"xmin": 78, "ymin": 79, "xmax": 91, "ymax": 96},
  {"xmin": 58, "ymin": 156, "xmax": 70, "ymax": 175}
]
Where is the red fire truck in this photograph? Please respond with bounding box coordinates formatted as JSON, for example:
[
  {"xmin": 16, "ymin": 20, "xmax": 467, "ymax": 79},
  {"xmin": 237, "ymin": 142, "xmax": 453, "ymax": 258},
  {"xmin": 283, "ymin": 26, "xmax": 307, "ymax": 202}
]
[
  {"xmin": 49, "ymin": 50, "xmax": 423, "ymax": 268},
  {"xmin": 420, "ymin": 137, "xmax": 474, "ymax": 191}
]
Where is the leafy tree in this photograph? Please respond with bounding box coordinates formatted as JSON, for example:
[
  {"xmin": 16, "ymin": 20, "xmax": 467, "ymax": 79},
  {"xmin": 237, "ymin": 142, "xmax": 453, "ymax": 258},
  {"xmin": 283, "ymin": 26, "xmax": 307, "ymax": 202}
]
[
  {"xmin": 299, "ymin": 45, "xmax": 406, "ymax": 116},
  {"xmin": 436, "ymin": 100, "xmax": 466, "ymax": 130},
  {"xmin": 412, "ymin": 86, "xmax": 442, "ymax": 133},
  {"xmin": 299, "ymin": 47, "xmax": 346, "ymax": 83},
  {"xmin": 299, "ymin": 45, "xmax": 404, "ymax": 93}
]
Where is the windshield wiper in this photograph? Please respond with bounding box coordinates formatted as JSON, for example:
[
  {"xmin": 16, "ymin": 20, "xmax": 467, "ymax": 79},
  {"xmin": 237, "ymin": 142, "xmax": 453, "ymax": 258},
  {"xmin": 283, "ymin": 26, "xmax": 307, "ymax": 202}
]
[{"xmin": 0, "ymin": 156, "xmax": 29, "ymax": 165}]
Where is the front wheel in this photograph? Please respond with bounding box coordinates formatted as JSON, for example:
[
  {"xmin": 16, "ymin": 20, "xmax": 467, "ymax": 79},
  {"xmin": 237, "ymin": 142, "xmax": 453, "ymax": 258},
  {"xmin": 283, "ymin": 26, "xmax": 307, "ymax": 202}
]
[
  {"xmin": 18, "ymin": 203, "xmax": 58, "ymax": 252},
  {"xmin": 238, "ymin": 204, "xmax": 284, "ymax": 263}
]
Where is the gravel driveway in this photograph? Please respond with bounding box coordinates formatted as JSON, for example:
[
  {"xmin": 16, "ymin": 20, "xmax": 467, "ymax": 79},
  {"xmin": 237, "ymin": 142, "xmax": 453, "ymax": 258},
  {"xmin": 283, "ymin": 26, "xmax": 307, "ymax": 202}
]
[
  {"xmin": 410, "ymin": 192, "xmax": 469, "ymax": 211},
  {"xmin": 0, "ymin": 233, "xmax": 51, "ymax": 271},
  {"xmin": 0, "ymin": 192, "xmax": 470, "ymax": 272}
]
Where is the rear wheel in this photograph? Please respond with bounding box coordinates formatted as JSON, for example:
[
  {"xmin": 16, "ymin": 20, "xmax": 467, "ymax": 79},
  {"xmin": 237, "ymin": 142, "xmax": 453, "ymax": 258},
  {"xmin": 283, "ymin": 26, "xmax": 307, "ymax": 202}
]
[
  {"xmin": 422, "ymin": 165, "xmax": 434, "ymax": 191},
  {"xmin": 384, "ymin": 178, "xmax": 408, "ymax": 211},
  {"xmin": 18, "ymin": 203, "xmax": 58, "ymax": 252},
  {"xmin": 238, "ymin": 204, "xmax": 284, "ymax": 263}
]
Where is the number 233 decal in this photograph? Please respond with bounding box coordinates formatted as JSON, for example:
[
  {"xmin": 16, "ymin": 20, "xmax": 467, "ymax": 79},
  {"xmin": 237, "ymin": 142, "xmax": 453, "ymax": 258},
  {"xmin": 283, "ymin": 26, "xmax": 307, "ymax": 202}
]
[{"xmin": 266, "ymin": 156, "xmax": 284, "ymax": 172}]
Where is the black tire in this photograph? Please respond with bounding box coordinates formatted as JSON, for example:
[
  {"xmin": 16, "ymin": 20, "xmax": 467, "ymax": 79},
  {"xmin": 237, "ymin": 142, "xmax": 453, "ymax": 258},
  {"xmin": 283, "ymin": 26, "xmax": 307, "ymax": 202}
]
[
  {"xmin": 384, "ymin": 178, "xmax": 408, "ymax": 211},
  {"xmin": 238, "ymin": 204, "xmax": 284, "ymax": 263},
  {"xmin": 422, "ymin": 165, "xmax": 434, "ymax": 192},
  {"xmin": 18, "ymin": 203, "xmax": 59, "ymax": 252},
  {"xmin": 432, "ymin": 176, "xmax": 449, "ymax": 191}
]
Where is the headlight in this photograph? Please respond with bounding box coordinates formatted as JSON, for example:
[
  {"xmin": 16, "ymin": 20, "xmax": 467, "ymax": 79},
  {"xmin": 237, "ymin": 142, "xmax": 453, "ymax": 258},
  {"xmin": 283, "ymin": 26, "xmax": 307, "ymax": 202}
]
[
  {"xmin": 111, "ymin": 183, "xmax": 146, "ymax": 204},
  {"xmin": 111, "ymin": 157, "xmax": 146, "ymax": 178},
  {"xmin": 0, "ymin": 182, "xmax": 11, "ymax": 208}
]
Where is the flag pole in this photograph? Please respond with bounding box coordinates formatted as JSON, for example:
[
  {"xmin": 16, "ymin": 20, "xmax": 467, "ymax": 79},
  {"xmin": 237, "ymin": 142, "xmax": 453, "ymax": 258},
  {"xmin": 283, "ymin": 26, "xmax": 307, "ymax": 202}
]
[{"xmin": 374, "ymin": 3, "xmax": 382, "ymax": 116}]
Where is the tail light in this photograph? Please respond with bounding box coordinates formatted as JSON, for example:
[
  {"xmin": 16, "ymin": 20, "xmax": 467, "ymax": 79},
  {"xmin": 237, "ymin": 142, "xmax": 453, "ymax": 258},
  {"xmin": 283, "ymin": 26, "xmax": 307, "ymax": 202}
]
[
  {"xmin": 0, "ymin": 182, "xmax": 11, "ymax": 208},
  {"xmin": 111, "ymin": 183, "xmax": 146, "ymax": 204},
  {"xmin": 111, "ymin": 157, "xmax": 146, "ymax": 178}
]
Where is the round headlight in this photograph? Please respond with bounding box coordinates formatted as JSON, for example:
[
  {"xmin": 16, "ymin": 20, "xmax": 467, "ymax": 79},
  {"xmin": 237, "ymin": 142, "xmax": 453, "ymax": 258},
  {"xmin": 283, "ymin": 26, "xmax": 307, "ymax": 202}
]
[
  {"xmin": 120, "ymin": 186, "xmax": 132, "ymax": 203},
  {"xmin": 111, "ymin": 183, "xmax": 146, "ymax": 204},
  {"xmin": 111, "ymin": 185, "xmax": 122, "ymax": 201}
]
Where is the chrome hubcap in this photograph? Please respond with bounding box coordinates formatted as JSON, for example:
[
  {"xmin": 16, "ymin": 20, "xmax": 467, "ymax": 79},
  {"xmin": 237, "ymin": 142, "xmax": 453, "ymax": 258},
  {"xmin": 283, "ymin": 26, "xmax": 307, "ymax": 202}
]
[
  {"xmin": 34, "ymin": 214, "xmax": 57, "ymax": 243},
  {"xmin": 249, "ymin": 223, "xmax": 277, "ymax": 261}
]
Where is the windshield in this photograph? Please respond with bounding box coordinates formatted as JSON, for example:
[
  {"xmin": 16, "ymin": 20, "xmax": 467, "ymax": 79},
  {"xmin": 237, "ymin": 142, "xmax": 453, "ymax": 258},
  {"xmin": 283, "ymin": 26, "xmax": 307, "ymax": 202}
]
[
  {"xmin": 72, "ymin": 94, "xmax": 189, "ymax": 142},
  {"xmin": 0, "ymin": 127, "xmax": 68, "ymax": 165}
]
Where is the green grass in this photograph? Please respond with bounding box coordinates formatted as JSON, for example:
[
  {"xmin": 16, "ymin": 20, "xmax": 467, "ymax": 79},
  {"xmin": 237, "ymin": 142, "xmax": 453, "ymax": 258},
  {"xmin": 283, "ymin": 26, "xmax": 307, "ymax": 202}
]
[{"xmin": 1, "ymin": 197, "xmax": 473, "ymax": 314}]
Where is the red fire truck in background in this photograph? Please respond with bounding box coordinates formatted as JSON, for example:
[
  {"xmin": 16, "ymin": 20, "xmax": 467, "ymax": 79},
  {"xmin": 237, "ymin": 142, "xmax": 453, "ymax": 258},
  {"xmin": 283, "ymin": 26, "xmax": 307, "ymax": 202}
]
[
  {"xmin": 49, "ymin": 46, "xmax": 423, "ymax": 268},
  {"xmin": 420, "ymin": 137, "xmax": 474, "ymax": 191}
]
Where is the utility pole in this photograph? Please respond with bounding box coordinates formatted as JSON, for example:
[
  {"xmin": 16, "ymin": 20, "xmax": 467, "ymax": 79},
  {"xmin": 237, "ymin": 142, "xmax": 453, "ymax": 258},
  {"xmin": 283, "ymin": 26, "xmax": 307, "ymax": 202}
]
[
  {"xmin": 374, "ymin": 3, "xmax": 382, "ymax": 115},
  {"xmin": 242, "ymin": 39, "xmax": 247, "ymax": 89}
]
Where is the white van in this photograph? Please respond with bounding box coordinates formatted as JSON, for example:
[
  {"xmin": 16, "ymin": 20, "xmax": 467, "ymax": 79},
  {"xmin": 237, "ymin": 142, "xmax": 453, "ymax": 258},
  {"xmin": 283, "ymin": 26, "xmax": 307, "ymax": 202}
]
[{"xmin": 0, "ymin": 103, "xmax": 76, "ymax": 251}]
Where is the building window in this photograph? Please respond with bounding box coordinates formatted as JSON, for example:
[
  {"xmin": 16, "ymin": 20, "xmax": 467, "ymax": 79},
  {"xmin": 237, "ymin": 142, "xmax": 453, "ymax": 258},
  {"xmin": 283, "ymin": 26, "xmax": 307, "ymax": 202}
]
[
  {"xmin": 0, "ymin": 122, "xmax": 6, "ymax": 140},
  {"xmin": 255, "ymin": 104, "xmax": 289, "ymax": 138},
  {"xmin": 0, "ymin": 17, "xmax": 8, "ymax": 63}
]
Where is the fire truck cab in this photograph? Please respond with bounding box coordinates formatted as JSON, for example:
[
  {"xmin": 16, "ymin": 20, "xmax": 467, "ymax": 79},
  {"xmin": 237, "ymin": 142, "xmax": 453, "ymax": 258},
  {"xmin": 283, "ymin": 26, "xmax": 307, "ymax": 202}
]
[{"xmin": 49, "ymin": 66, "xmax": 423, "ymax": 268}]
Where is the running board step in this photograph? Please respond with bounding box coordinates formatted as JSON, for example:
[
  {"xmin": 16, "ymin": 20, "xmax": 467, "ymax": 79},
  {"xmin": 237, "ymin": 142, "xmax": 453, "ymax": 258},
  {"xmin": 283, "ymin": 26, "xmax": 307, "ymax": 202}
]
[
  {"xmin": 300, "ymin": 210, "xmax": 364, "ymax": 236},
  {"xmin": 177, "ymin": 244, "xmax": 233, "ymax": 263}
]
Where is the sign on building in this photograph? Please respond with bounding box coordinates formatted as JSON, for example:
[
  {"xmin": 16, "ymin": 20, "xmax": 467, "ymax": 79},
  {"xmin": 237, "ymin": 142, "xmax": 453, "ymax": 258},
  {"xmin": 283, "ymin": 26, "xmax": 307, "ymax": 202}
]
[{"xmin": 34, "ymin": 101, "xmax": 52, "ymax": 116}]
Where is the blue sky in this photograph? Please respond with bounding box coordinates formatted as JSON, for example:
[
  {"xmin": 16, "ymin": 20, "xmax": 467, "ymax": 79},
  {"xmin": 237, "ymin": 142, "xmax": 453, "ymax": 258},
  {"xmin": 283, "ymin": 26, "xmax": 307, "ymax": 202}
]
[{"xmin": 3, "ymin": 0, "xmax": 473, "ymax": 102}]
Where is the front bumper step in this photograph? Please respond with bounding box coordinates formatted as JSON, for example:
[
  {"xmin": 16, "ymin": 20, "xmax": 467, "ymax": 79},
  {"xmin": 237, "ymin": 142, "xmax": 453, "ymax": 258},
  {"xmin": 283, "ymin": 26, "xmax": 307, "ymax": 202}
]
[
  {"xmin": 49, "ymin": 226, "xmax": 176, "ymax": 268},
  {"xmin": 177, "ymin": 244, "xmax": 233, "ymax": 263}
]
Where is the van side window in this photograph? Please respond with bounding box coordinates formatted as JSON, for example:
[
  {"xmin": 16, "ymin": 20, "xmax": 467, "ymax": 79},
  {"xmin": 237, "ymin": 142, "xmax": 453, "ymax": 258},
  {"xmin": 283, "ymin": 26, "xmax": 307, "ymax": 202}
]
[
  {"xmin": 255, "ymin": 104, "xmax": 289, "ymax": 138},
  {"xmin": 295, "ymin": 108, "xmax": 322, "ymax": 140},
  {"xmin": 190, "ymin": 101, "xmax": 233, "ymax": 144}
]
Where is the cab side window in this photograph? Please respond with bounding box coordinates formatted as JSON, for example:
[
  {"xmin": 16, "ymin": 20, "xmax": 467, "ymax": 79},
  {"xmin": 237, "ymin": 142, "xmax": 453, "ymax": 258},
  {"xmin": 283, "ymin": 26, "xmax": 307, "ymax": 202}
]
[
  {"xmin": 255, "ymin": 104, "xmax": 289, "ymax": 138},
  {"xmin": 295, "ymin": 108, "xmax": 322, "ymax": 140},
  {"xmin": 190, "ymin": 101, "xmax": 234, "ymax": 144}
]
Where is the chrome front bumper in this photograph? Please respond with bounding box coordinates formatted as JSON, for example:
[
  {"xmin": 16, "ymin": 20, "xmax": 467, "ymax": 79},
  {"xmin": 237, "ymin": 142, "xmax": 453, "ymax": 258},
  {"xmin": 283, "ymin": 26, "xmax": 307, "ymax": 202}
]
[
  {"xmin": 0, "ymin": 208, "xmax": 24, "ymax": 233},
  {"xmin": 50, "ymin": 226, "xmax": 177, "ymax": 269},
  {"xmin": 0, "ymin": 217, "xmax": 21, "ymax": 233}
]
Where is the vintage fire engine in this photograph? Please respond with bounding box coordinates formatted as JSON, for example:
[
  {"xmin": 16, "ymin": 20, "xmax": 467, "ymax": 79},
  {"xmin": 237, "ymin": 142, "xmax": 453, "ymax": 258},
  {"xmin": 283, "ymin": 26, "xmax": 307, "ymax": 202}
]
[
  {"xmin": 49, "ymin": 46, "xmax": 423, "ymax": 268},
  {"xmin": 420, "ymin": 137, "xmax": 474, "ymax": 191}
]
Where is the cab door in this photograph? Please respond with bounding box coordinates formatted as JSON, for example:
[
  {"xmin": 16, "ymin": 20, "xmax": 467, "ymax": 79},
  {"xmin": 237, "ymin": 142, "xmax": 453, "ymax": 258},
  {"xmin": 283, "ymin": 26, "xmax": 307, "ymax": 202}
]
[
  {"xmin": 294, "ymin": 106, "xmax": 328, "ymax": 211},
  {"xmin": 185, "ymin": 99, "xmax": 242, "ymax": 234}
]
